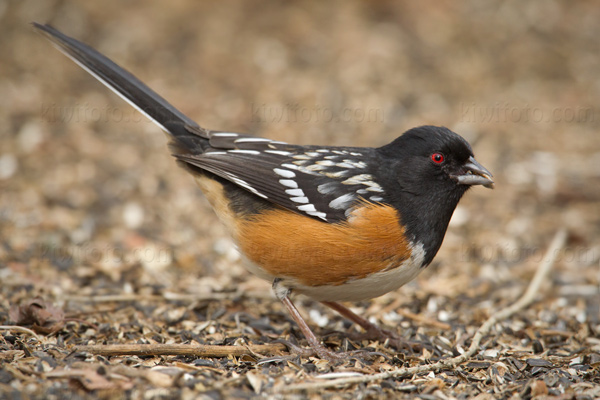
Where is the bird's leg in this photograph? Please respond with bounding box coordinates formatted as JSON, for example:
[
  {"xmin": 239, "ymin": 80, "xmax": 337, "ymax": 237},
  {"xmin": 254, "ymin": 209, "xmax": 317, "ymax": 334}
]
[
  {"xmin": 321, "ymin": 301, "xmax": 422, "ymax": 351},
  {"xmin": 272, "ymin": 279, "xmax": 344, "ymax": 362},
  {"xmin": 321, "ymin": 301, "xmax": 392, "ymax": 338}
]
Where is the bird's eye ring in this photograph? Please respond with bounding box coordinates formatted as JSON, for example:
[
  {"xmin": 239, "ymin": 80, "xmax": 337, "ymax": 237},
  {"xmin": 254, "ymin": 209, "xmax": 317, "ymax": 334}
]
[{"xmin": 431, "ymin": 153, "xmax": 445, "ymax": 164}]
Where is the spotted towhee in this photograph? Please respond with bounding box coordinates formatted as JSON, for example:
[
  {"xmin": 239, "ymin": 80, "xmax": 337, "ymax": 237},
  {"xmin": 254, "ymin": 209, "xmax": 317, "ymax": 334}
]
[{"xmin": 34, "ymin": 23, "xmax": 494, "ymax": 360}]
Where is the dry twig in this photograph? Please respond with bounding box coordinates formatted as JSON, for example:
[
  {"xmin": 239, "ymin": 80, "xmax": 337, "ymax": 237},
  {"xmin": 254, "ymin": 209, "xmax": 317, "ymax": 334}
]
[
  {"xmin": 0, "ymin": 325, "xmax": 41, "ymax": 340},
  {"xmin": 77, "ymin": 342, "xmax": 287, "ymax": 358},
  {"xmin": 63, "ymin": 290, "xmax": 272, "ymax": 304}
]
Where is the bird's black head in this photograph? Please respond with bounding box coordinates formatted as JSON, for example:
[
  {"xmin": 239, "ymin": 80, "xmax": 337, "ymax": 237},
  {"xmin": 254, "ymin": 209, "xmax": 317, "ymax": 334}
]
[{"xmin": 377, "ymin": 125, "xmax": 493, "ymax": 266}]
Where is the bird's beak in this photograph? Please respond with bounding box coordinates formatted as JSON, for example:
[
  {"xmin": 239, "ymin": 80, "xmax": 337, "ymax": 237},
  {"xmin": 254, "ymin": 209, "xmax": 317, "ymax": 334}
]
[{"xmin": 454, "ymin": 156, "xmax": 494, "ymax": 189}]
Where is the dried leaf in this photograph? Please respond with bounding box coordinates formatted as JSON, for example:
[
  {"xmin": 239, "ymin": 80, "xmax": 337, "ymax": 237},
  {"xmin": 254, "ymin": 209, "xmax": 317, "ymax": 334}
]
[
  {"xmin": 530, "ymin": 379, "xmax": 549, "ymax": 397},
  {"xmin": 47, "ymin": 369, "xmax": 133, "ymax": 391},
  {"xmin": 9, "ymin": 297, "xmax": 65, "ymax": 334},
  {"xmin": 246, "ymin": 371, "xmax": 265, "ymax": 394},
  {"xmin": 526, "ymin": 358, "xmax": 553, "ymax": 368}
]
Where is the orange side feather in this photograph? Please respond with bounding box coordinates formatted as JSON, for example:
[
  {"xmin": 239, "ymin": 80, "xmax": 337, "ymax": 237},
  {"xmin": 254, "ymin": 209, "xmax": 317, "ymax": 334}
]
[{"xmin": 236, "ymin": 202, "xmax": 411, "ymax": 287}]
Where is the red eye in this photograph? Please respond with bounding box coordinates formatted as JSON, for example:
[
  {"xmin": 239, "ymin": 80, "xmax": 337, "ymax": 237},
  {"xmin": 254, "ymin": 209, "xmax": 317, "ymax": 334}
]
[{"xmin": 431, "ymin": 153, "xmax": 445, "ymax": 164}]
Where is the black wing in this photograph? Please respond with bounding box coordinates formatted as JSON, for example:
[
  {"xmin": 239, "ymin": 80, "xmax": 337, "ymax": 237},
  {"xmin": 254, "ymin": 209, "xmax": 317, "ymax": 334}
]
[{"xmin": 178, "ymin": 130, "xmax": 388, "ymax": 222}]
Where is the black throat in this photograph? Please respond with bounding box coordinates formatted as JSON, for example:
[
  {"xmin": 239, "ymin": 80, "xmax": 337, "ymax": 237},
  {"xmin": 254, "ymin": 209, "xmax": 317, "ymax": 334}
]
[{"xmin": 379, "ymin": 166, "xmax": 469, "ymax": 267}]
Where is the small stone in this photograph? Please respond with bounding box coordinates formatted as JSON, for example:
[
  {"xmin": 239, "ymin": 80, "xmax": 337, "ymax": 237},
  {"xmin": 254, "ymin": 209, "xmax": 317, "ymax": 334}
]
[
  {"xmin": 483, "ymin": 349, "xmax": 499, "ymax": 358},
  {"xmin": 530, "ymin": 380, "xmax": 548, "ymax": 397},
  {"xmin": 18, "ymin": 121, "xmax": 45, "ymax": 153},
  {"xmin": 532, "ymin": 340, "xmax": 544, "ymax": 354},
  {"xmin": 438, "ymin": 310, "xmax": 451, "ymax": 322},
  {"xmin": 309, "ymin": 309, "xmax": 329, "ymax": 328},
  {"xmin": 0, "ymin": 154, "xmax": 17, "ymax": 180},
  {"xmin": 122, "ymin": 202, "xmax": 145, "ymax": 229},
  {"xmin": 449, "ymin": 206, "xmax": 469, "ymax": 227},
  {"xmin": 526, "ymin": 358, "xmax": 553, "ymax": 367},
  {"xmin": 138, "ymin": 244, "xmax": 172, "ymax": 272}
]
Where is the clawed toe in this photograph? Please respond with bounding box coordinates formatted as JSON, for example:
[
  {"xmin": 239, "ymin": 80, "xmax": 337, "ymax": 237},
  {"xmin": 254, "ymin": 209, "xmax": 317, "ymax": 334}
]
[
  {"xmin": 274, "ymin": 339, "xmax": 345, "ymax": 362},
  {"xmin": 345, "ymin": 326, "xmax": 424, "ymax": 353},
  {"xmin": 274, "ymin": 339, "xmax": 387, "ymax": 363}
]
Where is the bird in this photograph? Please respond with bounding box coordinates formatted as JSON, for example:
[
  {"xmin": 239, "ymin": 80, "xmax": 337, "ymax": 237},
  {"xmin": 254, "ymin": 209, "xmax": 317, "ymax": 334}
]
[{"xmin": 34, "ymin": 23, "xmax": 494, "ymax": 361}]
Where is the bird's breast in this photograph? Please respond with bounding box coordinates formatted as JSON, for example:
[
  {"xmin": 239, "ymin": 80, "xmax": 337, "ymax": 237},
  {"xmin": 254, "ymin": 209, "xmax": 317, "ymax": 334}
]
[{"xmin": 235, "ymin": 201, "xmax": 423, "ymax": 300}]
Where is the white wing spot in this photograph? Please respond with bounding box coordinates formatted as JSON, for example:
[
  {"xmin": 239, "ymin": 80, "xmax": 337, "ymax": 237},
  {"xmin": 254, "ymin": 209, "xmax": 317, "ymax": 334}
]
[
  {"xmin": 366, "ymin": 184, "xmax": 384, "ymax": 193},
  {"xmin": 234, "ymin": 137, "xmax": 272, "ymax": 143},
  {"xmin": 291, "ymin": 196, "xmax": 310, "ymax": 204},
  {"xmin": 336, "ymin": 162, "xmax": 356, "ymax": 169},
  {"xmin": 293, "ymin": 154, "xmax": 311, "ymax": 160},
  {"xmin": 324, "ymin": 170, "xmax": 349, "ymax": 179},
  {"xmin": 329, "ymin": 193, "xmax": 355, "ymax": 210},
  {"xmin": 297, "ymin": 204, "xmax": 327, "ymax": 220},
  {"xmin": 315, "ymin": 160, "xmax": 335, "ymax": 166},
  {"xmin": 316, "ymin": 149, "xmax": 330, "ymax": 153},
  {"xmin": 305, "ymin": 152, "xmax": 320, "ymax": 157},
  {"xmin": 284, "ymin": 163, "xmax": 320, "ymax": 176},
  {"xmin": 344, "ymin": 159, "xmax": 367, "ymax": 168},
  {"xmin": 211, "ymin": 132, "xmax": 239, "ymax": 137},
  {"xmin": 273, "ymin": 168, "xmax": 296, "ymax": 178},
  {"xmin": 228, "ymin": 149, "xmax": 260, "ymax": 155},
  {"xmin": 279, "ymin": 179, "xmax": 298, "ymax": 188},
  {"xmin": 305, "ymin": 163, "xmax": 328, "ymax": 172},
  {"xmin": 281, "ymin": 163, "xmax": 300, "ymax": 170},
  {"xmin": 307, "ymin": 210, "xmax": 327, "ymax": 220},
  {"xmin": 342, "ymin": 174, "xmax": 373, "ymax": 185},
  {"xmin": 285, "ymin": 188, "xmax": 305, "ymax": 197},
  {"xmin": 205, "ymin": 151, "xmax": 227, "ymax": 155},
  {"xmin": 264, "ymin": 150, "xmax": 293, "ymax": 156},
  {"xmin": 317, "ymin": 182, "xmax": 337, "ymax": 195},
  {"xmin": 224, "ymin": 173, "xmax": 268, "ymax": 198},
  {"xmin": 298, "ymin": 204, "xmax": 317, "ymax": 212},
  {"xmin": 292, "ymin": 160, "xmax": 308, "ymax": 166},
  {"xmin": 370, "ymin": 196, "xmax": 384, "ymax": 202}
]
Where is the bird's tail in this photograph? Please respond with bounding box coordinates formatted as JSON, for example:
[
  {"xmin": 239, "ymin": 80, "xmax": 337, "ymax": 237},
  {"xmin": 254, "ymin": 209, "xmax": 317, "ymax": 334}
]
[{"xmin": 33, "ymin": 23, "xmax": 209, "ymax": 154}]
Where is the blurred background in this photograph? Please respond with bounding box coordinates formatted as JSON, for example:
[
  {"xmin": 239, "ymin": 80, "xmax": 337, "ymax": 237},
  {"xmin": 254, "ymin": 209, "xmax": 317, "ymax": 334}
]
[{"xmin": 1, "ymin": 0, "xmax": 598, "ymax": 341}]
